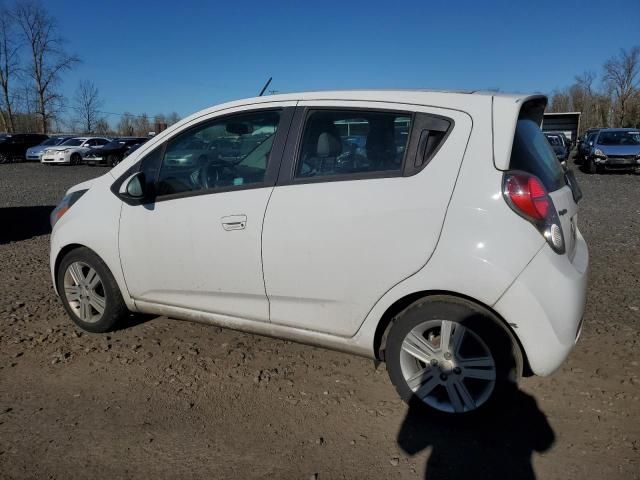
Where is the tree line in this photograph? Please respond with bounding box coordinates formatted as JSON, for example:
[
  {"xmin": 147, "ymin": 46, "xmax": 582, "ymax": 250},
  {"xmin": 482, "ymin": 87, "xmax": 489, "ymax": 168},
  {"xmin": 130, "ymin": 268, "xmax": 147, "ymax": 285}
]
[
  {"xmin": 548, "ymin": 46, "xmax": 640, "ymax": 133},
  {"xmin": 0, "ymin": 0, "xmax": 180, "ymax": 136}
]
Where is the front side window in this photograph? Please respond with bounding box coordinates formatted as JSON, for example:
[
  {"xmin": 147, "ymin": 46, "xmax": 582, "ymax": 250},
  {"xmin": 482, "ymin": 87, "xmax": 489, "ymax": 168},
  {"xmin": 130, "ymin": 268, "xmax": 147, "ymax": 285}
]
[
  {"xmin": 156, "ymin": 110, "xmax": 281, "ymax": 196},
  {"xmin": 295, "ymin": 110, "xmax": 412, "ymax": 179}
]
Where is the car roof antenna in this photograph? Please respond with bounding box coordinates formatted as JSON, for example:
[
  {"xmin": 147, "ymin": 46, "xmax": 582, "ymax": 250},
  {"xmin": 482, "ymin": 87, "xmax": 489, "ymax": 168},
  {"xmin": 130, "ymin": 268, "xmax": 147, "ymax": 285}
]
[{"xmin": 258, "ymin": 77, "xmax": 272, "ymax": 97}]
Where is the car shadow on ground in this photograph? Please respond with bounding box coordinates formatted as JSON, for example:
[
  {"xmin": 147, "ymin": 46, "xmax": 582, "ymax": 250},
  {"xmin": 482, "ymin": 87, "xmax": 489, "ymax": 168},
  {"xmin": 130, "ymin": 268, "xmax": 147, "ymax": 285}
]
[
  {"xmin": 396, "ymin": 385, "xmax": 555, "ymax": 480},
  {"xmin": 0, "ymin": 205, "xmax": 55, "ymax": 244},
  {"xmin": 115, "ymin": 313, "xmax": 157, "ymax": 331}
]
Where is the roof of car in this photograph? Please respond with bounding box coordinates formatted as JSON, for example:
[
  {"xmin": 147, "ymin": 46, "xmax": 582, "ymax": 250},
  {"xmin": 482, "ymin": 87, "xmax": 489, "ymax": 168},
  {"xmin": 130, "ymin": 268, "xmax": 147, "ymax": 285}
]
[{"xmin": 243, "ymin": 89, "xmax": 539, "ymax": 103}]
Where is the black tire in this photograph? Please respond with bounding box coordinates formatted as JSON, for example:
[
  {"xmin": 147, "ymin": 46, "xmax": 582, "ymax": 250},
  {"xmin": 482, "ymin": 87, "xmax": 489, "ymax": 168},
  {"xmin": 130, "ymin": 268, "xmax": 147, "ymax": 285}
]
[
  {"xmin": 108, "ymin": 154, "xmax": 121, "ymax": 167},
  {"xmin": 0, "ymin": 153, "xmax": 8, "ymax": 164},
  {"xmin": 587, "ymin": 157, "xmax": 598, "ymax": 174},
  {"xmin": 70, "ymin": 153, "xmax": 82, "ymax": 165},
  {"xmin": 57, "ymin": 247, "xmax": 129, "ymax": 333},
  {"xmin": 385, "ymin": 295, "xmax": 520, "ymax": 417}
]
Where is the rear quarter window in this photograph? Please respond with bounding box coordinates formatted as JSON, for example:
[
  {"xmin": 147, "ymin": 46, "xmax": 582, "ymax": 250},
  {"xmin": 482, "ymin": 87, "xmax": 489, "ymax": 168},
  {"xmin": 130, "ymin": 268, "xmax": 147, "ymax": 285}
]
[{"xmin": 510, "ymin": 119, "xmax": 565, "ymax": 192}]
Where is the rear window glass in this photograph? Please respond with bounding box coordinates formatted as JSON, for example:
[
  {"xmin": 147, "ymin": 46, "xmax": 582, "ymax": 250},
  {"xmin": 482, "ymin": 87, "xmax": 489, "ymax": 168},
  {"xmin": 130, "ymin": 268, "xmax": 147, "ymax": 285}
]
[{"xmin": 510, "ymin": 119, "xmax": 564, "ymax": 191}]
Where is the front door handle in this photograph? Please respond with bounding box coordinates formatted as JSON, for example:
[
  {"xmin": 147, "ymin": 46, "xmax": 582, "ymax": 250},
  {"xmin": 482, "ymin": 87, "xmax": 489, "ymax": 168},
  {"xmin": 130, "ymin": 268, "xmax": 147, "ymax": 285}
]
[{"xmin": 221, "ymin": 215, "xmax": 247, "ymax": 231}]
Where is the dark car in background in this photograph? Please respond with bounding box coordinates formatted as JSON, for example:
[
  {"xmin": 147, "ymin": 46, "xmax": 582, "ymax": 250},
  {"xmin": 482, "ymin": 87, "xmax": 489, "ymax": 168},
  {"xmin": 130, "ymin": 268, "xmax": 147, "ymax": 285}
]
[
  {"xmin": 0, "ymin": 133, "xmax": 49, "ymax": 163},
  {"xmin": 544, "ymin": 133, "xmax": 568, "ymax": 166},
  {"xmin": 586, "ymin": 128, "xmax": 640, "ymax": 174},
  {"xmin": 83, "ymin": 137, "xmax": 149, "ymax": 167},
  {"xmin": 123, "ymin": 141, "xmax": 145, "ymax": 158},
  {"xmin": 25, "ymin": 135, "xmax": 75, "ymax": 161},
  {"xmin": 577, "ymin": 128, "xmax": 601, "ymax": 162}
]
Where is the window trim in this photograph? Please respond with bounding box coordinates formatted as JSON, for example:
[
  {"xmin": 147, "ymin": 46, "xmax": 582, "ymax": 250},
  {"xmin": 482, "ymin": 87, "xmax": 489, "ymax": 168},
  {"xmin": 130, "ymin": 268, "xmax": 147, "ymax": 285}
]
[
  {"xmin": 276, "ymin": 106, "xmax": 453, "ymax": 186},
  {"xmin": 112, "ymin": 107, "xmax": 294, "ymax": 205}
]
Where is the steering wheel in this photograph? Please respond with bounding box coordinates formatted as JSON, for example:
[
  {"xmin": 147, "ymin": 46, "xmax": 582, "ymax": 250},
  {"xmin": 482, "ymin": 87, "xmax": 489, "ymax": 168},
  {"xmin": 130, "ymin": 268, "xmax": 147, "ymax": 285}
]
[{"xmin": 200, "ymin": 161, "xmax": 237, "ymax": 189}]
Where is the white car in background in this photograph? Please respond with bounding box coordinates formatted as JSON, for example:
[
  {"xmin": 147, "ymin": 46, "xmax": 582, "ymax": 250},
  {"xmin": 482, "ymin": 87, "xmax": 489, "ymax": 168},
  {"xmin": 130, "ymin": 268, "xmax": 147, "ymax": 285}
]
[
  {"xmin": 41, "ymin": 137, "xmax": 111, "ymax": 165},
  {"xmin": 49, "ymin": 90, "xmax": 589, "ymax": 416}
]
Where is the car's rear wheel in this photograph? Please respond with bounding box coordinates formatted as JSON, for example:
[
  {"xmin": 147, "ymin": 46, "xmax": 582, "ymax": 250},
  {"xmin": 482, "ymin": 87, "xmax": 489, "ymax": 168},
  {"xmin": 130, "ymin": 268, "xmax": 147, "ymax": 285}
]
[
  {"xmin": 0, "ymin": 153, "xmax": 9, "ymax": 164},
  {"xmin": 70, "ymin": 153, "xmax": 82, "ymax": 165},
  {"xmin": 108, "ymin": 154, "xmax": 120, "ymax": 167},
  {"xmin": 57, "ymin": 247, "xmax": 129, "ymax": 333},
  {"xmin": 385, "ymin": 296, "xmax": 519, "ymax": 416}
]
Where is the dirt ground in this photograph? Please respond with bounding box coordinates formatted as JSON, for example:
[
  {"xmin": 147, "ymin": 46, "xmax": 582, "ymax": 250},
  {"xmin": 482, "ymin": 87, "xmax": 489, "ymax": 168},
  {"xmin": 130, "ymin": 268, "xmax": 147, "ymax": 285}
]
[{"xmin": 0, "ymin": 162, "xmax": 638, "ymax": 479}]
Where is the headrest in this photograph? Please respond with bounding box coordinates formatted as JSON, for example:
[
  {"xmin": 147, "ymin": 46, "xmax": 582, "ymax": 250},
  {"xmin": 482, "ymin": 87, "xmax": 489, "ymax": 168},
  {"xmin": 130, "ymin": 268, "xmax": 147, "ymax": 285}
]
[{"xmin": 317, "ymin": 132, "xmax": 342, "ymax": 158}]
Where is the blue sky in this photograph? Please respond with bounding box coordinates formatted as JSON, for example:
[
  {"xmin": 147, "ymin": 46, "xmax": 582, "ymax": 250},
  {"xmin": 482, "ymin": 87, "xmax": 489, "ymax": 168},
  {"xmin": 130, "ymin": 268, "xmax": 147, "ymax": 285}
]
[{"xmin": 43, "ymin": 0, "xmax": 640, "ymax": 123}]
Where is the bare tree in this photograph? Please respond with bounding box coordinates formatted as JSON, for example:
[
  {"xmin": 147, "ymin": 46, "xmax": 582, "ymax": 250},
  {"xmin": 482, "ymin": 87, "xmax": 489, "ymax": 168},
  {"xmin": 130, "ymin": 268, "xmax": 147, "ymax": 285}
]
[
  {"xmin": 73, "ymin": 80, "xmax": 102, "ymax": 133},
  {"xmin": 549, "ymin": 89, "xmax": 571, "ymax": 112},
  {"xmin": 15, "ymin": 0, "xmax": 80, "ymax": 133},
  {"xmin": 117, "ymin": 112, "xmax": 135, "ymax": 136},
  {"xmin": 94, "ymin": 118, "xmax": 111, "ymax": 136},
  {"xmin": 167, "ymin": 111, "xmax": 181, "ymax": 126},
  {"xmin": 603, "ymin": 46, "xmax": 640, "ymax": 127},
  {"xmin": 134, "ymin": 113, "xmax": 150, "ymax": 136},
  {"xmin": 0, "ymin": 7, "xmax": 20, "ymax": 133}
]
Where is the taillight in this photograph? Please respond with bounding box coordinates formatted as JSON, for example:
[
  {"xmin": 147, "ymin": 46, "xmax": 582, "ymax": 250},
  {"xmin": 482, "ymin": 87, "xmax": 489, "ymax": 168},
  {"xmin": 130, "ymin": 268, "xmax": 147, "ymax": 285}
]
[{"xmin": 502, "ymin": 172, "xmax": 565, "ymax": 254}]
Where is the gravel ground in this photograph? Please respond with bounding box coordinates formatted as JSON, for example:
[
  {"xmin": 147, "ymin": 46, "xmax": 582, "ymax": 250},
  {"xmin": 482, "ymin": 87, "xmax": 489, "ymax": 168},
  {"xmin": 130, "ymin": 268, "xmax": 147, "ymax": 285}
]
[{"xmin": 0, "ymin": 162, "xmax": 638, "ymax": 480}]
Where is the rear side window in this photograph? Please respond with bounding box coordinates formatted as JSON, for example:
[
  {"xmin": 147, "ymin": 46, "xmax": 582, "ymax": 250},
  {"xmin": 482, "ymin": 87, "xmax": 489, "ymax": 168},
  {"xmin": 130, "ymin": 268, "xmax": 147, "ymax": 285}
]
[
  {"xmin": 510, "ymin": 119, "xmax": 564, "ymax": 192},
  {"xmin": 295, "ymin": 110, "xmax": 412, "ymax": 179}
]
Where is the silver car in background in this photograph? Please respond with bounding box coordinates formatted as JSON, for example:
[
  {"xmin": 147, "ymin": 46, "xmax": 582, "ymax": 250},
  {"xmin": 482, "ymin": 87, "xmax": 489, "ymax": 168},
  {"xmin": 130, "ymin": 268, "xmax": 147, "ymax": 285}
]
[{"xmin": 25, "ymin": 136, "xmax": 74, "ymax": 161}]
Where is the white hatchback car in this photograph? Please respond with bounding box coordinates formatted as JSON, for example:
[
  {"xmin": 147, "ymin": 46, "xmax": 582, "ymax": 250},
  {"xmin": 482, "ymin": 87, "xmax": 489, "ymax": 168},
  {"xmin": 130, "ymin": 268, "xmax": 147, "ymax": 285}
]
[
  {"xmin": 41, "ymin": 136, "xmax": 111, "ymax": 165},
  {"xmin": 49, "ymin": 90, "xmax": 588, "ymax": 415}
]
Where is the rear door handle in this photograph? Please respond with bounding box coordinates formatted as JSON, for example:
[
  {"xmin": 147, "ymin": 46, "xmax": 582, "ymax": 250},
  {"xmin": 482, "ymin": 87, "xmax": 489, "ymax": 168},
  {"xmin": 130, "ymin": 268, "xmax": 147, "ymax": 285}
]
[{"xmin": 221, "ymin": 215, "xmax": 247, "ymax": 231}]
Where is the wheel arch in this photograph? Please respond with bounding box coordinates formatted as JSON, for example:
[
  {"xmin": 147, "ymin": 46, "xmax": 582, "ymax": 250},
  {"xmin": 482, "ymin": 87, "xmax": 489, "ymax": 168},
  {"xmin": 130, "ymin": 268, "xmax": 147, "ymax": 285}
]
[
  {"xmin": 53, "ymin": 243, "xmax": 86, "ymax": 292},
  {"xmin": 373, "ymin": 290, "xmax": 531, "ymax": 377},
  {"xmin": 53, "ymin": 243, "xmax": 135, "ymax": 311}
]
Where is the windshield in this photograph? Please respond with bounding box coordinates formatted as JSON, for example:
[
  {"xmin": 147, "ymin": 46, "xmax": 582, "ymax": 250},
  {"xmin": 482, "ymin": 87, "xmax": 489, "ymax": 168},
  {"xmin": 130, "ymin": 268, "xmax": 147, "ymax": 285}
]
[
  {"xmin": 597, "ymin": 131, "xmax": 640, "ymax": 146},
  {"xmin": 60, "ymin": 138, "xmax": 84, "ymax": 147},
  {"xmin": 545, "ymin": 135, "xmax": 561, "ymax": 146},
  {"xmin": 40, "ymin": 137, "xmax": 65, "ymax": 146}
]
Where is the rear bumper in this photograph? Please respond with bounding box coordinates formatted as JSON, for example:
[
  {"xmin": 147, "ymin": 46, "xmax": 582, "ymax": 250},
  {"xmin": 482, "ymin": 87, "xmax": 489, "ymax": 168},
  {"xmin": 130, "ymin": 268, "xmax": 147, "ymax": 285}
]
[{"xmin": 493, "ymin": 230, "xmax": 589, "ymax": 376}]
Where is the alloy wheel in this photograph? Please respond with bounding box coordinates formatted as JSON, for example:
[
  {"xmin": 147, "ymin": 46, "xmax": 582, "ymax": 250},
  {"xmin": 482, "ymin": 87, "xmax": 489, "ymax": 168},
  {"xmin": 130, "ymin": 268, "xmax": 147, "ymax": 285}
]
[
  {"xmin": 63, "ymin": 261, "xmax": 106, "ymax": 323},
  {"xmin": 399, "ymin": 319, "xmax": 496, "ymax": 413}
]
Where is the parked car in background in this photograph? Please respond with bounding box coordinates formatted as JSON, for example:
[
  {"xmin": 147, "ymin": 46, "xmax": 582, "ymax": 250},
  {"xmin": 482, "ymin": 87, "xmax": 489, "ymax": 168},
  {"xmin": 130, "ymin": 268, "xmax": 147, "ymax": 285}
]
[
  {"xmin": 577, "ymin": 128, "xmax": 600, "ymax": 162},
  {"xmin": 41, "ymin": 137, "xmax": 111, "ymax": 165},
  {"xmin": 544, "ymin": 133, "xmax": 568, "ymax": 166},
  {"xmin": 83, "ymin": 137, "xmax": 149, "ymax": 167},
  {"xmin": 123, "ymin": 142, "xmax": 144, "ymax": 158},
  {"xmin": 50, "ymin": 90, "xmax": 588, "ymax": 417},
  {"xmin": 550, "ymin": 131, "xmax": 572, "ymax": 152},
  {"xmin": 26, "ymin": 136, "xmax": 74, "ymax": 161},
  {"xmin": 0, "ymin": 133, "xmax": 49, "ymax": 163},
  {"xmin": 585, "ymin": 128, "xmax": 640, "ymax": 174}
]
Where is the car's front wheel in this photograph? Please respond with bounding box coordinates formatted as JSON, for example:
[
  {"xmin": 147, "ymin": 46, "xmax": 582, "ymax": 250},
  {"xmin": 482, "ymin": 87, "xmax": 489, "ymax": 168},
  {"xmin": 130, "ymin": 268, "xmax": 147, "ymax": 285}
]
[
  {"xmin": 57, "ymin": 247, "xmax": 129, "ymax": 333},
  {"xmin": 385, "ymin": 296, "xmax": 519, "ymax": 416},
  {"xmin": 587, "ymin": 157, "xmax": 599, "ymax": 174},
  {"xmin": 0, "ymin": 152, "xmax": 9, "ymax": 164}
]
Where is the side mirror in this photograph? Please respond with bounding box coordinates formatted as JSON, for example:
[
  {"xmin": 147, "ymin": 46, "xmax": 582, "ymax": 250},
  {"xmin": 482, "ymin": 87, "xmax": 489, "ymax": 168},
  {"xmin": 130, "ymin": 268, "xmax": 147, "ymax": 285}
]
[{"xmin": 118, "ymin": 172, "xmax": 147, "ymax": 200}]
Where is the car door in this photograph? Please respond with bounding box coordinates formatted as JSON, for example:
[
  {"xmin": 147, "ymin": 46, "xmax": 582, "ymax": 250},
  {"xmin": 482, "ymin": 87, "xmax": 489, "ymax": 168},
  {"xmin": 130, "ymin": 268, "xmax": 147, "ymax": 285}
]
[
  {"xmin": 262, "ymin": 101, "xmax": 472, "ymax": 337},
  {"xmin": 9, "ymin": 135, "xmax": 24, "ymax": 157},
  {"xmin": 118, "ymin": 105, "xmax": 294, "ymax": 321}
]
